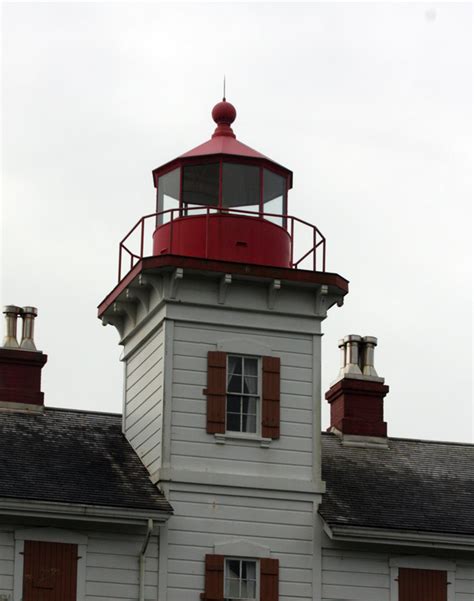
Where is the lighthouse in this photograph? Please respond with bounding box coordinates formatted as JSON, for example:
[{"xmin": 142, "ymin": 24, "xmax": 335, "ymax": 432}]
[{"xmin": 98, "ymin": 98, "xmax": 348, "ymax": 601}]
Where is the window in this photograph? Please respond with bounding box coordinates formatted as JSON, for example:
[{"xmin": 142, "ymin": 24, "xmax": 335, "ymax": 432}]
[
  {"xmin": 182, "ymin": 163, "xmax": 220, "ymax": 213},
  {"xmin": 222, "ymin": 163, "xmax": 260, "ymax": 214},
  {"xmin": 203, "ymin": 554, "xmax": 279, "ymax": 601},
  {"xmin": 389, "ymin": 557, "xmax": 455, "ymax": 601},
  {"xmin": 398, "ymin": 568, "xmax": 447, "ymax": 601},
  {"xmin": 156, "ymin": 168, "xmax": 180, "ymax": 224},
  {"xmin": 205, "ymin": 351, "xmax": 280, "ymax": 440},
  {"xmin": 226, "ymin": 356, "xmax": 259, "ymax": 434},
  {"xmin": 225, "ymin": 558, "xmax": 257, "ymax": 600},
  {"xmin": 14, "ymin": 528, "xmax": 87, "ymax": 601},
  {"xmin": 263, "ymin": 170, "xmax": 286, "ymax": 226}
]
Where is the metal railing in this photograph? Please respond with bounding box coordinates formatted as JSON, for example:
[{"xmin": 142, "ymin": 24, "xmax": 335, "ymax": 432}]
[{"xmin": 118, "ymin": 206, "xmax": 326, "ymax": 282}]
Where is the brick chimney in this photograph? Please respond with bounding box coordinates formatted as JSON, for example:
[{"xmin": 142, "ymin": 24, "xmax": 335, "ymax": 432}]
[
  {"xmin": 0, "ymin": 306, "xmax": 47, "ymax": 411},
  {"xmin": 326, "ymin": 335, "xmax": 389, "ymax": 444}
]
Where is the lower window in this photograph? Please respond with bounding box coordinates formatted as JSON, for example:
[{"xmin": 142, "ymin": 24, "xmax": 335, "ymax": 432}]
[
  {"xmin": 203, "ymin": 553, "xmax": 279, "ymax": 601},
  {"xmin": 23, "ymin": 540, "xmax": 78, "ymax": 600},
  {"xmin": 225, "ymin": 558, "xmax": 257, "ymax": 600},
  {"xmin": 398, "ymin": 568, "xmax": 447, "ymax": 601}
]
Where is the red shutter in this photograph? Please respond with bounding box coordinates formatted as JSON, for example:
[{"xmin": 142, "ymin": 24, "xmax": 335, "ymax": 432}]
[
  {"xmin": 205, "ymin": 351, "xmax": 227, "ymax": 434},
  {"xmin": 23, "ymin": 540, "xmax": 78, "ymax": 601},
  {"xmin": 201, "ymin": 554, "xmax": 225, "ymax": 601},
  {"xmin": 260, "ymin": 558, "xmax": 279, "ymax": 601},
  {"xmin": 398, "ymin": 568, "xmax": 447, "ymax": 601},
  {"xmin": 262, "ymin": 356, "xmax": 280, "ymax": 439}
]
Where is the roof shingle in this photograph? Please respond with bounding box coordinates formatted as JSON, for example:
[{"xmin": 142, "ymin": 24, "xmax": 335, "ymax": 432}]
[
  {"xmin": 320, "ymin": 433, "xmax": 474, "ymax": 536},
  {"xmin": 0, "ymin": 408, "xmax": 171, "ymax": 513}
]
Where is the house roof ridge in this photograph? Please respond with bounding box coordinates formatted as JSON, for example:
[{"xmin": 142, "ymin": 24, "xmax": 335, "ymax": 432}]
[
  {"xmin": 320, "ymin": 430, "xmax": 474, "ymax": 447},
  {"xmin": 43, "ymin": 406, "xmax": 121, "ymax": 418}
]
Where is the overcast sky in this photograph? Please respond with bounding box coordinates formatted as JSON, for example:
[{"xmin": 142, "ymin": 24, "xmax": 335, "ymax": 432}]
[{"xmin": 2, "ymin": 2, "xmax": 472, "ymax": 443}]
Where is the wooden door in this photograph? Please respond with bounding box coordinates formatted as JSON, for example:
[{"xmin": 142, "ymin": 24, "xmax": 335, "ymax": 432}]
[
  {"xmin": 23, "ymin": 540, "xmax": 78, "ymax": 601},
  {"xmin": 399, "ymin": 568, "xmax": 447, "ymax": 601}
]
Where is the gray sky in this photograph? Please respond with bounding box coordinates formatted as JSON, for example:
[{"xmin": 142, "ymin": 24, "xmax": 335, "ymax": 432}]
[{"xmin": 2, "ymin": 2, "xmax": 472, "ymax": 442}]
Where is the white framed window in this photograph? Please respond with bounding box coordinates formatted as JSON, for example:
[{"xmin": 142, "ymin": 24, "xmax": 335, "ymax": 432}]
[
  {"xmin": 226, "ymin": 355, "xmax": 260, "ymax": 435},
  {"xmin": 224, "ymin": 558, "xmax": 258, "ymax": 600}
]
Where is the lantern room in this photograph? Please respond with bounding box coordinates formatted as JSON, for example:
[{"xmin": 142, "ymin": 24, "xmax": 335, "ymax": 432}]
[
  {"xmin": 151, "ymin": 99, "xmax": 294, "ymax": 268},
  {"xmin": 114, "ymin": 98, "xmax": 327, "ymax": 283}
]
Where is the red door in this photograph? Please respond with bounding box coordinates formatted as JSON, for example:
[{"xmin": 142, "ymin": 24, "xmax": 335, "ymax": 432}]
[
  {"xmin": 23, "ymin": 540, "xmax": 78, "ymax": 601},
  {"xmin": 399, "ymin": 568, "xmax": 447, "ymax": 601}
]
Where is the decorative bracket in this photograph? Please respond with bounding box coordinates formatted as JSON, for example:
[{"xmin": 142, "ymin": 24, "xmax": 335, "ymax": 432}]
[
  {"xmin": 315, "ymin": 284, "xmax": 329, "ymax": 316},
  {"xmin": 138, "ymin": 274, "xmax": 164, "ymax": 300},
  {"xmin": 124, "ymin": 287, "xmax": 149, "ymax": 313},
  {"xmin": 218, "ymin": 274, "xmax": 232, "ymax": 305},
  {"xmin": 101, "ymin": 305, "xmax": 126, "ymax": 338},
  {"xmin": 169, "ymin": 268, "xmax": 183, "ymax": 299},
  {"xmin": 267, "ymin": 279, "xmax": 281, "ymax": 310},
  {"xmin": 113, "ymin": 300, "xmax": 136, "ymax": 324}
]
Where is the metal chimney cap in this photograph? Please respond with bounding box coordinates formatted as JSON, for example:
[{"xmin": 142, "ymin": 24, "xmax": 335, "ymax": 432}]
[
  {"xmin": 343, "ymin": 334, "xmax": 362, "ymax": 343},
  {"xmin": 3, "ymin": 305, "xmax": 21, "ymax": 314},
  {"xmin": 21, "ymin": 306, "xmax": 38, "ymax": 316},
  {"xmin": 362, "ymin": 335, "xmax": 378, "ymax": 345}
]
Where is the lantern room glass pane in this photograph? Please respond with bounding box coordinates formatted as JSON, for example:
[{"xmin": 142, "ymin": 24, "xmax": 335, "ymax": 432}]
[
  {"xmin": 182, "ymin": 163, "xmax": 219, "ymax": 214},
  {"xmin": 157, "ymin": 168, "xmax": 180, "ymax": 225},
  {"xmin": 263, "ymin": 169, "xmax": 286, "ymax": 227},
  {"xmin": 222, "ymin": 163, "xmax": 260, "ymax": 214}
]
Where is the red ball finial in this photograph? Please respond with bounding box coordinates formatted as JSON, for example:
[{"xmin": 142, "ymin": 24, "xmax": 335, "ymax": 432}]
[
  {"xmin": 211, "ymin": 99, "xmax": 237, "ymax": 138},
  {"xmin": 212, "ymin": 99, "xmax": 237, "ymax": 125}
]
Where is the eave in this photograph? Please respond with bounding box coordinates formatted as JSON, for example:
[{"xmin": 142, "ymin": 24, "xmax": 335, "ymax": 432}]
[
  {"xmin": 98, "ymin": 254, "xmax": 349, "ymax": 318},
  {"xmin": 321, "ymin": 519, "xmax": 474, "ymax": 552},
  {"xmin": 0, "ymin": 497, "xmax": 172, "ymax": 526}
]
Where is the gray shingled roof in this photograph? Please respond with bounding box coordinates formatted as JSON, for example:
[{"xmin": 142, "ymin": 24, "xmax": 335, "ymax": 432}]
[
  {"xmin": 0, "ymin": 408, "xmax": 172, "ymax": 513},
  {"xmin": 320, "ymin": 432, "xmax": 474, "ymax": 536}
]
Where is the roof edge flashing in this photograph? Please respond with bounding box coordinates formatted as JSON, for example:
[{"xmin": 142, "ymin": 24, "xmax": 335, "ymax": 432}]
[{"xmin": 321, "ymin": 520, "xmax": 474, "ymax": 551}]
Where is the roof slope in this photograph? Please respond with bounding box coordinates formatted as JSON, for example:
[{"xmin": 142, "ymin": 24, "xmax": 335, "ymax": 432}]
[
  {"xmin": 0, "ymin": 408, "xmax": 171, "ymax": 513},
  {"xmin": 180, "ymin": 135, "xmax": 269, "ymax": 160},
  {"xmin": 320, "ymin": 433, "xmax": 474, "ymax": 536}
]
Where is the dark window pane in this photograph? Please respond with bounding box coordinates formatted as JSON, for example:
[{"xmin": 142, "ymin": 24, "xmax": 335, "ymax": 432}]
[
  {"xmin": 263, "ymin": 169, "xmax": 286, "ymax": 226},
  {"xmin": 228, "ymin": 374, "xmax": 242, "ymax": 393},
  {"xmin": 222, "ymin": 163, "xmax": 260, "ymax": 212},
  {"xmin": 182, "ymin": 163, "xmax": 219, "ymax": 209},
  {"xmin": 228, "ymin": 355, "xmax": 242, "ymax": 376},
  {"xmin": 157, "ymin": 168, "xmax": 180, "ymax": 224},
  {"xmin": 226, "ymin": 560, "xmax": 241, "ymax": 579},
  {"xmin": 227, "ymin": 396, "xmax": 241, "ymax": 413},
  {"xmin": 226, "ymin": 413, "xmax": 240, "ymax": 431}
]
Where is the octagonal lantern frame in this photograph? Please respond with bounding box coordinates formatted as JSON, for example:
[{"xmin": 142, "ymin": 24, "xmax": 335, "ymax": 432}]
[{"xmin": 152, "ymin": 153, "xmax": 293, "ymax": 227}]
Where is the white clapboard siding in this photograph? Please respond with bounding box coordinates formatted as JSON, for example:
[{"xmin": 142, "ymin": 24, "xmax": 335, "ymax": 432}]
[
  {"xmin": 171, "ymin": 322, "xmax": 315, "ymax": 480},
  {"xmin": 166, "ymin": 490, "xmax": 314, "ymax": 601},
  {"xmin": 456, "ymin": 562, "xmax": 474, "ymax": 601},
  {"xmin": 86, "ymin": 531, "xmax": 159, "ymax": 601},
  {"xmin": 124, "ymin": 326, "xmax": 164, "ymax": 476},
  {"xmin": 0, "ymin": 530, "xmax": 14, "ymax": 598},
  {"xmin": 322, "ymin": 548, "xmax": 390, "ymax": 601}
]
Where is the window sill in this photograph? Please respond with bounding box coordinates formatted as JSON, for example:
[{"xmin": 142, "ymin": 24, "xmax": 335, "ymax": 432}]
[{"xmin": 214, "ymin": 433, "xmax": 272, "ymax": 448}]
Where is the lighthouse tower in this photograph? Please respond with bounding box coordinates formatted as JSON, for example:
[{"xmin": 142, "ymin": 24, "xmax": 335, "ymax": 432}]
[{"xmin": 99, "ymin": 99, "xmax": 348, "ymax": 601}]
